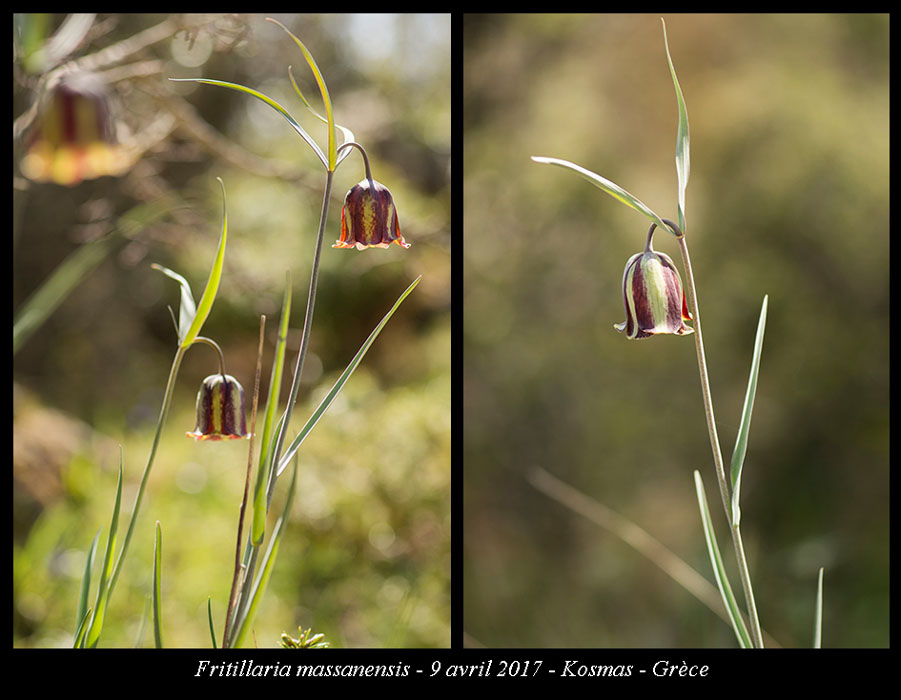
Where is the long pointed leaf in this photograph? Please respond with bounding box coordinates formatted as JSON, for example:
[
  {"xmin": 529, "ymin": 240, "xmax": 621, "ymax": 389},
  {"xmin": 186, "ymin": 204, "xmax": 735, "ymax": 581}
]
[
  {"xmin": 74, "ymin": 528, "xmax": 101, "ymax": 643},
  {"xmin": 287, "ymin": 65, "xmax": 355, "ymax": 167},
  {"xmin": 150, "ymin": 264, "xmax": 196, "ymax": 345},
  {"xmin": 266, "ymin": 18, "xmax": 336, "ymax": 171},
  {"xmin": 694, "ymin": 470, "xmax": 752, "ymax": 648},
  {"xmin": 152, "ymin": 521, "xmax": 163, "ymax": 648},
  {"xmin": 276, "ymin": 275, "xmax": 422, "ymax": 477},
  {"xmin": 207, "ymin": 598, "xmax": 218, "ymax": 649},
  {"xmin": 252, "ymin": 276, "xmax": 293, "ymax": 544},
  {"xmin": 814, "ymin": 567, "xmax": 824, "ymax": 648},
  {"xmin": 170, "ymin": 77, "xmax": 327, "ymax": 169},
  {"xmin": 530, "ymin": 156, "xmax": 677, "ymax": 237},
  {"xmin": 231, "ymin": 459, "xmax": 299, "ymax": 648},
  {"xmin": 180, "ymin": 177, "xmax": 228, "ymax": 349},
  {"xmin": 73, "ymin": 606, "xmax": 92, "ymax": 648},
  {"xmin": 85, "ymin": 456, "xmax": 124, "ymax": 648},
  {"xmin": 730, "ymin": 295, "xmax": 768, "ymax": 526},
  {"xmin": 661, "ymin": 18, "xmax": 690, "ymax": 233}
]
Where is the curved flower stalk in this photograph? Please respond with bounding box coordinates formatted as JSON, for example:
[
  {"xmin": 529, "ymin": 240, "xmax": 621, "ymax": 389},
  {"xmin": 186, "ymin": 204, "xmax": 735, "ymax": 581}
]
[
  {"xmin": 526, "ymin": 18, "xmax": 812, "ymax": 649},
  {"xmin": 76, "ymin": 178, "xmax": 234, "ymax": 647}
]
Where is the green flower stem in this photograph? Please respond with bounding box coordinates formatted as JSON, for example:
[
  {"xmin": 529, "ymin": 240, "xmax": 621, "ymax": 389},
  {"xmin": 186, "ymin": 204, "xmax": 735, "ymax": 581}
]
[
  {"xmin": 676, "ymin": 231, "xmax": 765, "ymax": 649},
  {"xmin": 222, "ymin": 315, "xmax": 266, "ymax": 648},
  {"xmin": 265, "ymin": 168, "xmax": 333, "ymax": 510},
  {"xmin": 337, "ymin": 141, "xmax": 373, "ymax": 182},
  {"xmin": 193, "ymin": 336, "xmax": 226, "ymax": 375},
  {"xmin": 107, "ymin": 343, "xmax": 188, "ymax": 602},
  {"xmin": 225, "ymin": 169, "xmax": 333, "ymax": 649}
]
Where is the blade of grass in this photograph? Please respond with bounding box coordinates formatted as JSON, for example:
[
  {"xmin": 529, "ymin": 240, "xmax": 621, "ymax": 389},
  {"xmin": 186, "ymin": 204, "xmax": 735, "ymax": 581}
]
[
  {"xmin": 152, "ymin": 521, "xmax": 163, "ymax": 648},
  {"xmin": 814, "ymin": 567, "xmax": 824, "ymax": 648},
  {"xmin": 14, "ymin": 197, "xmax": 173, "ymax": 355},
  {"xmin": 74, "ymin": 528, "xmax": 101, "ymax": 643},
  {"xmin": 180, "ymin": 177, "xmax": 228, "ymax": 349},
  {"xmin": 275, "ymin": 275, "xmax": 422, "ymax": 477},
  {"xmin": 231, "ymin": 458, "xmax": 299, "ymax": 649},
  {"xmin": 287, "ymin": 65, "xmax": 355, "ymax": 167},
  {"xmin": 207, "ymin": 598, "xmax": 218, "ymax": 649},
  {"xmin": 694, "ymin": 470, "xmax": 752, "ymax": 648},
  {"xmin": 252, "ymin": 275, "xmax": 292, "ymax": 545},
  {"xmin": 730, "ymin": 295, "xmax": 768, "ymax": 527},
  {"xmin": 661, "ymin": 18, "xmax": 690, "ymax": 233},
  {"xmin": 133, "ymin": 596, "xmax": 150, "ymax": 648},
  {"xmin": 169, "ymin": 78, "xmax": 327, "ymax": 169},
  {"xmin": 150, "ymin": 265, "xmax": 196, "ymax": 346},
  {"xmin": 266, "ymin": 18, "xmax": 336, "ymax": 171},
  {"xmin": 85, "ymin": 456, "xmax": 124, "ymax": 648},
  {"xmin": 73, "ymin": 607, "xmax": 92, "ymax": 648},
  {"xmin": 530, "ymin": 156, "xmax": 677, "ymax": 238}
]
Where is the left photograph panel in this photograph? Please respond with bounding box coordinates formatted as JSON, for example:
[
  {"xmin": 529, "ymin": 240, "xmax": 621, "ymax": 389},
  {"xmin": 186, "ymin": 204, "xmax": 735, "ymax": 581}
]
[{"xmin": 14, "ymin": 13, "xmax": 451, "ymax": 649}]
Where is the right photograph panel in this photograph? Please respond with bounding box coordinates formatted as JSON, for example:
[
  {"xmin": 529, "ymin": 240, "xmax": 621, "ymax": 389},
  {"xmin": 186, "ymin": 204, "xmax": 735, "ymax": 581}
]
[{"xmin": 463, "ymin": 13, "xmax": 889, "ymax": 648}]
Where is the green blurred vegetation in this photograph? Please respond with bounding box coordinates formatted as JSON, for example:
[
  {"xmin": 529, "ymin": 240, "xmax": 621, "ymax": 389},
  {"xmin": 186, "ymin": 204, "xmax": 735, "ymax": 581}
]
[
  {"xmin": 14, "ymin": 13, "xmax": 450, "ymax": 648},
  {"xmin": 463, "ymin": 14, "xmax": 888, "ymax": 648}
]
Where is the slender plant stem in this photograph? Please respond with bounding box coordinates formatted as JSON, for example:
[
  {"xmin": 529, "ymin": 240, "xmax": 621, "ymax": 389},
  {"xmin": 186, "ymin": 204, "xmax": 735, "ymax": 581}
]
[
  {"xmin": 265, "ymin": 168, "xmax": 333, "ymax": 510},
  {"xmin": 192, "ymin": 336, "xmax": 226, "ymax": 375},
  {"xmin": 337, "ymin": 141, "xmax": 372, "ymax": 181},
  {"xmin": 226, "ymin": 168, "xmax": 333, "ymax": 648},
  {"xmin": 223, "ymin": 315, "xmax": 266, "ymax": 647},
  {"xmin": 674, "ymin": 225, "xmax": 765, "ymax": 649},
  {"xmin": 107, "ymin": 343, "xmax": 187, "ymax": 601}
]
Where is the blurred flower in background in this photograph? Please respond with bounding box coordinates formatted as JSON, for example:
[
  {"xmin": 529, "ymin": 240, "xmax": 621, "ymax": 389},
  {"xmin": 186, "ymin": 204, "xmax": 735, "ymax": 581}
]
[{"xmin": 20, "ymin": 71, "xmax": 130, "ymax": 186}]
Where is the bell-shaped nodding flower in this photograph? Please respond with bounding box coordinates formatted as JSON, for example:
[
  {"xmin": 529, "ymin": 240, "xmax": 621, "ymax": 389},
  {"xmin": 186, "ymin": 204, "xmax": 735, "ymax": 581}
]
[
  {"xmin": 334, "ymin": 178, "xmax": 410, "ymax": 250},
  {"xmin": 186, "ymin": 374, "xmax": 249, "ymax": 441},
  {"xmin": 614, "ymin": 227, "xmax": 693, "ymax": 340},
  {"xmin": 20, "ymin": 71, "xmax": 128, "ymax": 186}
]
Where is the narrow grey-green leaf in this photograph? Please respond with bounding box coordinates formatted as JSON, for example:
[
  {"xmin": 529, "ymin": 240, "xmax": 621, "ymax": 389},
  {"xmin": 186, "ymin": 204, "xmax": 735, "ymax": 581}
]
[
  {"xmin": 814, "ymin": 567, "xmax": 824, "ymax": 648},
  {"xmin": 287, "ymin": 65, "xmax": 355, "ymax": 167},
  {"xmin": 266, "ymin": 18, "xmax": 336, "ymax": 170},
  {"xmin": 207, "ymin": 597, "xmax": 218, "ymax": 649},
  {"xmin": 152, "ymin": 521, "xmax": 163, "ymax": 648},
  {"xmin": 694, "ymin": 470, "xmax": 752, "ymax": 648},
  {"xmin": 73, "ymin": 607, "xmax": 92, "ymax": 648},
  {"xmin": 232, "ymin": 459, "xmax": 299, "ymax": 649},
  {"xmin": 530, "ymin": 156, "xmax": 677, "ymax": 237},
  {"xmin": 253, "ymin": 275, "xmax": 293, "ymax": 544},
  {"xmin": 74, "ymin": 527, "xmax": 101, "ymax": 644},
  {"xmin": 169, "ymin": 78, "xmax": 327, "ymax": 169},
  {"xmin": 180, "ymin": 177, "xmax": 228, "ymax": 349},
  {"xmin": 661, "ymin": 18, "xmax": 690, "ymax": 233},
  {"xmin": 150, "ymin": 264, "xmax": 196, "ymax": 345},
  {"xmin": 730, "ymin": 295, "xmax": 768, "ymax": 527},
  {"xmin": 275, "ymin": 275, "xmax": 421, "ymax": 477},
  {"xmin": 85, "ymin": 455, "xmax": 124, "ymax": 648}
]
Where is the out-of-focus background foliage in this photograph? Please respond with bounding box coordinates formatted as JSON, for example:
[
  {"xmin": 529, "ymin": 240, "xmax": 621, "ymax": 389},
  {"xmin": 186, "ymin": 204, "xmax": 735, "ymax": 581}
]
[
  {"xmin": 14, "ymin": 13, "xmax": 450, "ymax": 648},
  {"xmin": 464, "ymin": 14, "xmax": 887, "ymax": 648}
]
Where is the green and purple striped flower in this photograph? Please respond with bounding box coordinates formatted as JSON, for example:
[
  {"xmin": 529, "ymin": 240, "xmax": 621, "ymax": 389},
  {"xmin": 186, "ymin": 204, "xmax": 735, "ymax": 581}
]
[
  {"xmin": 186, "ymin": 374, "xmax": 249, "ymax": 441},
  {"xmin": 334, "ymin": 178, "xmax": 410, "ymax": 250},
  {"xmin": 614, "ymin": 244, "xmax": 693, "ymax": 340}
]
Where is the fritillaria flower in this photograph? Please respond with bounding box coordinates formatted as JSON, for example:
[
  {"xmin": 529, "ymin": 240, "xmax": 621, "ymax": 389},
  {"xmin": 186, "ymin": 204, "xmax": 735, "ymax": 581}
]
[
  {"xmin": 614, "ymin": 223, "xmax": 693, "ymax": 340},
  {"xmin": 334, "ymin": 178, "xmax": 410, "ymax": 250},
  {"xmin": 20, "ymin": 71, "xmax": 128, "ymax": 186},
  {"xmin": 186, "ymin": 374, "xmax": 249, "ymax": 441}
]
